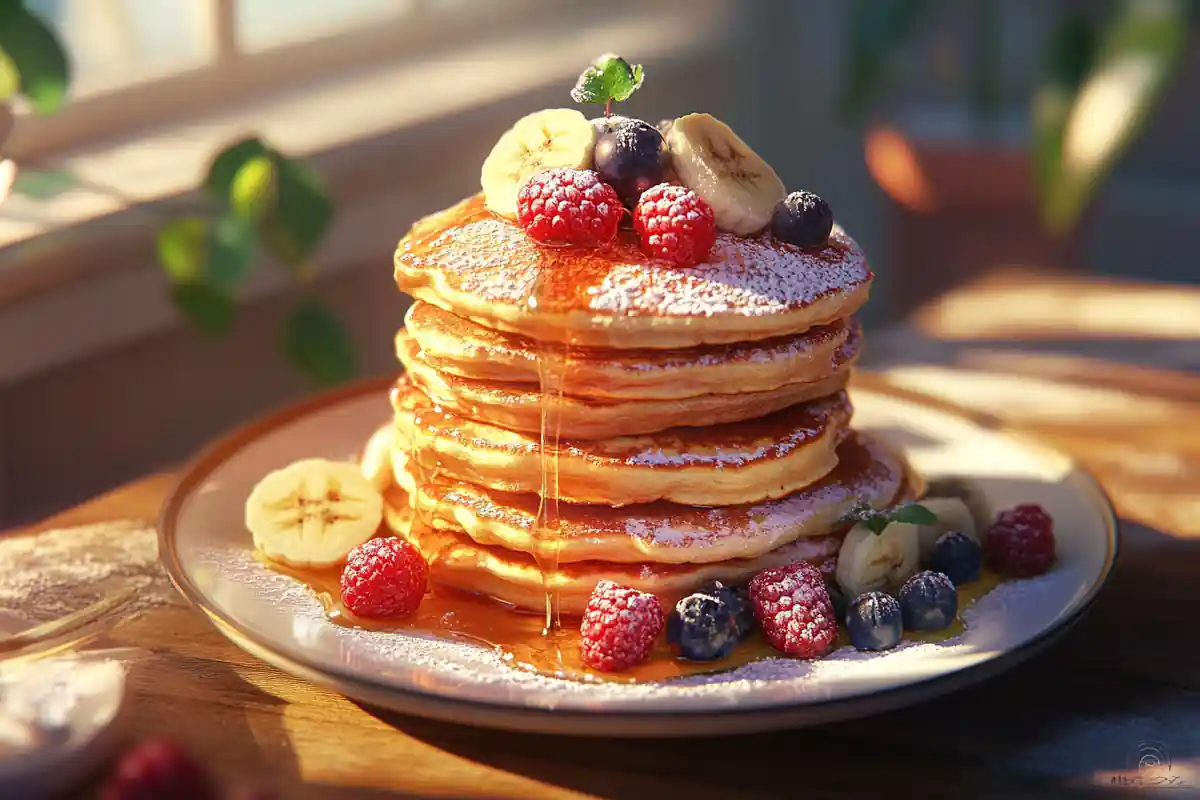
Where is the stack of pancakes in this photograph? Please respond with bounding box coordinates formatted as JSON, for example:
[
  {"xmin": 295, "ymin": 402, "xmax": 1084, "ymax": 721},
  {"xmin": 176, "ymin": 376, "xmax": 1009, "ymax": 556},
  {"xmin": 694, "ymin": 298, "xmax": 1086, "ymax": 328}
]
[{"xmin": 371, "ymin": 194, "xmax": 914, "ymax": 615}]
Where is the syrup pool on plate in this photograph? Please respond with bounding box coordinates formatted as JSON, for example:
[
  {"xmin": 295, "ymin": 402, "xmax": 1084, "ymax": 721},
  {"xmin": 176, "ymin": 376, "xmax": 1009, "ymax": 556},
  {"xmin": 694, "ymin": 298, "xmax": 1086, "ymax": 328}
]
[{"xmin": 262, "ymin": 553, "xmax": 1008, "ymax": 684}]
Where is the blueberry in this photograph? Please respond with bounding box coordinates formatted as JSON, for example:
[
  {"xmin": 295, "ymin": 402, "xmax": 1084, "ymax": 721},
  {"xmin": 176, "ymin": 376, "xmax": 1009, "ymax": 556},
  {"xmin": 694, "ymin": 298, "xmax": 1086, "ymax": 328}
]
[
  {"xmin": 770, "ymin": 190, "xmax": 833, "ymax": 248},
  {"xmin": 845, "ymin": 591, "xmax": 903, "ymax": 651},
  {"xmin": 695, "ymin": 580, "xmax": 754, "ymax": 641},
  {"xmin": 667, "ymin": 590, "xmax": 742, "ymax": 661},
  {"xmin": 593, "ymin": 118, "xmax": 669, "ymax": 208},
  {"xmin": 898, "ymin": 571, "xmax": 958, "ymax": 631},
  {"xmin": 931, "ymin": 531, "xmax": 982, "ymax": 585},
  {"xmin": 826, "ymin": 582, "xmax": 848, "ymax": 624}
]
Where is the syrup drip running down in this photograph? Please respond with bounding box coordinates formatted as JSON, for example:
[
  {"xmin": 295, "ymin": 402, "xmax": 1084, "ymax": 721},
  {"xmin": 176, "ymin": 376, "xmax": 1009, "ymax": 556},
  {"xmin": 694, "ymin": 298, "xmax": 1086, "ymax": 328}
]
[
  {"xmin": 534, "ymin": 337, "xmax": 569, "ymax": 633},
  {"xmin": 528, "ymin": 238, "xmax": 573, "ymax": 634}
]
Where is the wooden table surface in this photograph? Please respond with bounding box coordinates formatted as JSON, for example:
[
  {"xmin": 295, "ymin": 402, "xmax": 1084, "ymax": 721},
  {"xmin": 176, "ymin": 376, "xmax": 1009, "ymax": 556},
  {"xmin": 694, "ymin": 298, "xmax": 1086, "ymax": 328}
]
[{"xmin": 10, "ymin": 271, "xmax": 1200, "ymax": 799}]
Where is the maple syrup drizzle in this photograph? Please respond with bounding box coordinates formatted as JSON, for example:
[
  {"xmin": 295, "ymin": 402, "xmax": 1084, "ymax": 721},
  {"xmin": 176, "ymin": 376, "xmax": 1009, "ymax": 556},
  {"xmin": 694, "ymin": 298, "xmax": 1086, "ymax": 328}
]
[
  {"xmin": 371, "ymin": 198, "xmax": 1010, "ymax": 682},
  {"xmin": 534, "ymin": 337, "xmax": 569, "ymax": 634},
  {"xmin": 264, "ymin": 553, "xmax": 1006, "ymax": 684}
]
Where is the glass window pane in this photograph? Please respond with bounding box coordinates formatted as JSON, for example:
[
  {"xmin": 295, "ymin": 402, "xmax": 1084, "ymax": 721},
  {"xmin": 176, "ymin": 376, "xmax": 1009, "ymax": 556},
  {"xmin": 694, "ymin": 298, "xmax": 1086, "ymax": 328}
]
[
  {"xmin": 236, "ymin": 0, "xmax": 412, "ymax": 53},
  {"xmin": 24, "ymin": 0, "xmax": 214, "ymax": 97}
]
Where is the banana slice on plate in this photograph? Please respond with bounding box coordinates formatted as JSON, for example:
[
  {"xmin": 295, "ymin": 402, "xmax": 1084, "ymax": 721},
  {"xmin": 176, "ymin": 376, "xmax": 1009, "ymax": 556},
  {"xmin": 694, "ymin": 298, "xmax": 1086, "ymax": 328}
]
[
  {"xmin": 359, "ymin": 425, "xmax": 395, "ymax": 493},
  {"xmin": 480, "ymin": 108, "xmax": 597, "ymax": 218},
  {"xmin": 245, "ymin": 458, "xmax": 384, "ymax": 568},
  {"xmin": 666, "ymin": 113, "xmax": 786, "ymax": 235},
  {"xmin": 835, "ymin": 522, "xmax": 921, "ymax": 600},
  {"xmin": 925, "ymin": 477, "xmax": 994, "ymax": 531},
  {"xmin": 913, "ymin": 497, "xmax": 980, "ymax": 562}
]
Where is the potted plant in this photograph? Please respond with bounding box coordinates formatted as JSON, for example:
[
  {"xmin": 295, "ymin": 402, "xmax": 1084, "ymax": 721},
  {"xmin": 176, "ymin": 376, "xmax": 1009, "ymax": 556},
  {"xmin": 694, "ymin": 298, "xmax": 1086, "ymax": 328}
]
[
  {"xmin": 841, "ymin": 0, "xmax": 1190, "ymax": 313},
  {"xmin": 0, "ymin": 2, "xmax": 354, "ymax": 386}
]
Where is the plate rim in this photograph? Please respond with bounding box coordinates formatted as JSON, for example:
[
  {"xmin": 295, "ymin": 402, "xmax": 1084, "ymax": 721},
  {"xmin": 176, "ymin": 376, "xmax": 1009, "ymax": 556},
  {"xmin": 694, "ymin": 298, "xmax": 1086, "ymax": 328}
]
[{"xmin": 157, "ymin": 374, "xmax": 1120, "ymax": 736}]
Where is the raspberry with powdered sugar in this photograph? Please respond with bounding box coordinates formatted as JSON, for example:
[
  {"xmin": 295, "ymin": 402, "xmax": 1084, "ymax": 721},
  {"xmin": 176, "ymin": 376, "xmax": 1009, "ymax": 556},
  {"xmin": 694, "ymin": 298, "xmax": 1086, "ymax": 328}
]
[
  {"xmin": 580, "ymin": 581, "xmax": 665, "ymax": 672},
  {"xmin": 749, "ymin": 560, "xmax": 838, "ymax": 658}
]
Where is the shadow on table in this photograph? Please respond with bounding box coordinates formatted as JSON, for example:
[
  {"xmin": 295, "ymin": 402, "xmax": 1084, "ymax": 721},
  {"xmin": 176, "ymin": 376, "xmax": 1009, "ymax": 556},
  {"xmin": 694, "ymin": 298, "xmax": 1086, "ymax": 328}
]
[
  {"xmin": 359, "ymin": 511, "xmax": 1199, "ymax": 800},
  {"xmin": 116, "ymin": 654, "xmax": 303, "ymax": 798}
]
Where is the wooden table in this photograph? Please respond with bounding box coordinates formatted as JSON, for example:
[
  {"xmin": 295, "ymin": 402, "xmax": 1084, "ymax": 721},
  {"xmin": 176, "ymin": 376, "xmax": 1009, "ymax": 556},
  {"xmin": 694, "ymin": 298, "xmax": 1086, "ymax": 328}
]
[{"xmin": 10, "ymin": 271, "xmax": 1200, "ymax": 799}]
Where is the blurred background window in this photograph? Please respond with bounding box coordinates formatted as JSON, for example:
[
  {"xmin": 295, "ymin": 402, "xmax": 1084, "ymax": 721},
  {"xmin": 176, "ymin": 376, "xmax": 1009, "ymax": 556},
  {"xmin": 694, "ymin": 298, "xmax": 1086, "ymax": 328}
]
[
  {"xmin": 21, "ymin": 0, "xmax": 509, "ymax": 101},
  {"xmin": 25, "ymin": 0, "xmax": 215, "ymax": 96},
  {"xmin": 237, "ymin": 0, "xmax": 412, "ymax": 53}
]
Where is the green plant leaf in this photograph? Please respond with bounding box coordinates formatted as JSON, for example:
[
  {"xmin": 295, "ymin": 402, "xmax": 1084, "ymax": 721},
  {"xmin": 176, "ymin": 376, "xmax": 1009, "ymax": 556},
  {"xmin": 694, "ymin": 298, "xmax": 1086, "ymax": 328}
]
[
  {"xmin": 283, "ymin": 301, "xmax": 355, "ymax": 386},
  {"xmin": 205, "ymin": 137, "xmax": 269, "ymax": 202},
  {"xmin": 170, "ymin": 282, "xmax": 235, "ymax": 336},
  {"xmin": 570, "ymin": 54, "xmax": 644, "ymax": 106},
  {"xmin": 157, "ymin": 214, "xmax": 254, "ymax": 288},
  {"xmin": 888, "ymin": 502, "xmax": 938, "ymax": 526},
  {"xmin": 258, "ymin": 153, "xmax": 334, "ymax": 268},
  {"xmin": 156, "ymin": 217, "xmax": 208, "ymax": 283},
  {"xmin": 230, "ymin": 154, "xmax": 277, "ymax": 221},
  {"xmin": 839, "ymin": 0, "xmax": 930, "ymax": 120},
  {"xmin": 206, "ymin": 212, "xmax": 255, "ymax": 289},
  {"xmin": 206, "ymin": 140, "xmax": 332, "ymax": 269},
  {"xmin": 0, "ymin": 6, "xmax": 70, "ymax": 114},
  {"xmin": 9, "ymin": 168, "xmax": 76, "ymax": 200},
  {"xmin": 1038, "ymin": 0, "xmax": 1188, "ymax": 233},
  {"xmin": 0, "ymin": 48, "xmax": 19, "ymax": 101},
  {"xmin": 1032, "ymin": 14, "xmax": 1099, "ymax": 221}
]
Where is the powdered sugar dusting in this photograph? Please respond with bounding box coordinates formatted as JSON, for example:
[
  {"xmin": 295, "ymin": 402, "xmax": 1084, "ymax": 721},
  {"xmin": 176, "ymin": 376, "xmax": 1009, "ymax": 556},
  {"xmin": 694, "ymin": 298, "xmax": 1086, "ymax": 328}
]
[
  {"xmin": 396, "ymin": 201, "xmax": 871, "ymax": 319},
  {"xmin": 587, "ymin": 230, "xmax": 869, "ymax": 318},
  {"xmin": 201, "ymin": 544, "xmax": 1075, "ymax": 708}
]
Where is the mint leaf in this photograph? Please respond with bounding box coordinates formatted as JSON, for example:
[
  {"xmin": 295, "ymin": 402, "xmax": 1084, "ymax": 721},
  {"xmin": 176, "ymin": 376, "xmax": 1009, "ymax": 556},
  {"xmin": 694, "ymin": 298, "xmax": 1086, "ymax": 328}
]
[
  {"xmin": 839, "ymin": 501, "xmax": 937, "ymax": 535},
  {"xmin": 888, "ymin": 502, "xmax": 939, "ymax": 526},
  {"xmin": 570, "ymin": 53, "xmax": 644, "ymax": 107},
  {"xmin": 862, "ymin": 515, "xmax": 890, "ymax": 536}
]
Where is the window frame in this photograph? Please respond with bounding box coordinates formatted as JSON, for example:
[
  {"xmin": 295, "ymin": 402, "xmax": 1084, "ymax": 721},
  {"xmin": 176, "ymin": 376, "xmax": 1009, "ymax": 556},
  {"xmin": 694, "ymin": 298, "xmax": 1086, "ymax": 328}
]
[{"xmin": 7, "ymin": 0, "xmax": 582, "ymax": 159}]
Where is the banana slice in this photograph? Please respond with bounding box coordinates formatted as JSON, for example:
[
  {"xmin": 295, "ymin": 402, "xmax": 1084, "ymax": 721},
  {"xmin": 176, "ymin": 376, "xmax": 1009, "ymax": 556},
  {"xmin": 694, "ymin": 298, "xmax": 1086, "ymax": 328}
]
[
  {"xmin": 359, "ymin": 426, "xmax": 395, "ymax": 493},
  {"xmin": 925, "ymin": 477, "xmax": 994, "ymax": 532},
  {"xmin": 914, "ymin": 497, "xmax": 979, "ymax": 563},
  {"xmin": 666, "ymin": 113, "xmax": 786, "ymax": 235},
  {"xmin": 835, "ymin": 522, "xmax": 920, "ymax": 600},
  {"xmin": 480, "ymin": 108, "xmax": 596, "ymax": 219},
  {"xmin": 246, "ymin": 458, "xmax": 383, "ymax": 568}
]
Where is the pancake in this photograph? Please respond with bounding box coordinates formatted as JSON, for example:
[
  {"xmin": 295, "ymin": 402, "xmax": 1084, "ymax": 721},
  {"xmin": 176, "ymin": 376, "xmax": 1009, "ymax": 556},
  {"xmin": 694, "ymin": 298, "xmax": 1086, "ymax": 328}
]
[
  {"xmin": 394, "ymin": 195, "xmax": 873, "ymax": 349},
  {"xmin": 392, "ymin": 381, "xmax": 852, "ymax": 506},
  {"xmin": 404, "ymin": 301, "xmax": 860, "ymax": 400},
  {"xmin": 384, "ymin": 498, "xmax": 846, "ymax": 615},
  {"xmin": 397, "ymin": 330, "xmax": 856, "ymax": 439},
  {"xmin": 392, "ymin": 430, "xmax": 907, "ymax": 564}
]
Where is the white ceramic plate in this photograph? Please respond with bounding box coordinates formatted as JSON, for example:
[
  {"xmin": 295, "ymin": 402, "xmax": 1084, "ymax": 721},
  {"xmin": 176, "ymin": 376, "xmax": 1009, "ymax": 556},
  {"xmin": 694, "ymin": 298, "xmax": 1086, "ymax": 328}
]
[{"xmin": 159, "ymin": 377, "xmax": 1117, "ymax": 736}]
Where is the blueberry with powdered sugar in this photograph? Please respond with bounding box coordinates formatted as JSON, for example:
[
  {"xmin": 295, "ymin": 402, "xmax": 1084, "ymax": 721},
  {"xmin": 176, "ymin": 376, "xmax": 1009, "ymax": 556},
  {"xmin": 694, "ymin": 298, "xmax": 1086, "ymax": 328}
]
[
  {"xmin": 898, "ymin": 571, "xmax": 958, "ymax": 632},
  {"xmin": 667, "ymin": 588, "xmax": 742, "ymax": 662},
  {"xmin": 931, "ymin": 531, "xmax": 982, "ymax": 585}
]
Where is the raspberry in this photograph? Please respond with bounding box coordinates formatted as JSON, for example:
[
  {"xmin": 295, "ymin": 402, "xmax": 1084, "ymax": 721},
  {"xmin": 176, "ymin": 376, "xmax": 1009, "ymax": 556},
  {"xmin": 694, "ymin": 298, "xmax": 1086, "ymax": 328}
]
[
  {"xmin": 340, "ymin": 537, "xmax": 428, "ymax": 618},
  {"xmin": 632, "ymin": 183, "xmax": 717, "ymax": 266},
  {"xmin": 579, "ymin": 581, "xmax": 665, "ymax": 671},
  {"xmin": 984, "ymin": 504, "xmax": 1056, "ymax": 577},
  {"xmin": 748, "ymin": 560, "xmax": 837, "ymax": 658},
  {"xmin": 100, "ymin": 738, "xmax": 216, "ymax": 800},
  {"xmin": 516, "ymin": 168, "xmax": 622, "ymax": 245}
]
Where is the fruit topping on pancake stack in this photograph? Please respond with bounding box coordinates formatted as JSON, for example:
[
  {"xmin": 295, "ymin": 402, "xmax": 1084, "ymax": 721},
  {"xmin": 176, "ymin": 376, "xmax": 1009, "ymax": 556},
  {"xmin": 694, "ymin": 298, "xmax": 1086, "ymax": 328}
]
[{"xmin": 245, "ymin": 55, "xmax": 1059, "ymax": 676}]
